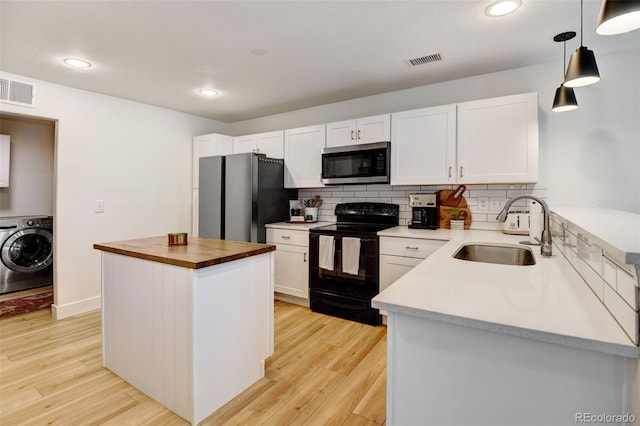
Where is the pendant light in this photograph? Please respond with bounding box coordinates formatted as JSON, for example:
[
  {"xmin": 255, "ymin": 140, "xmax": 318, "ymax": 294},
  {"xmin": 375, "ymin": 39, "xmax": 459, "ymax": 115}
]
[
  {"xmin": 564, "ymin": 0, "xmax": 601, "ymax": 87},
  {"xmin": 552, "ymin": 32, "xmax": 579, "ymax": 112},
  {"xmin": 596, "ymin": 0, "xmax": 640, "ymax": 35}
]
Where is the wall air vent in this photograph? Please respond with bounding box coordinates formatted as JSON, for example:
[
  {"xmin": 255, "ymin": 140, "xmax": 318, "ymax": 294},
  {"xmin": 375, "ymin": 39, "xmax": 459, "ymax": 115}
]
[
  {"xmin": 406, "ymin": 53, "xmax": 444, "ymax": 67},
  {"xmin": 0, "ymin": 78, "xmax": 36, "ymax": 107}
]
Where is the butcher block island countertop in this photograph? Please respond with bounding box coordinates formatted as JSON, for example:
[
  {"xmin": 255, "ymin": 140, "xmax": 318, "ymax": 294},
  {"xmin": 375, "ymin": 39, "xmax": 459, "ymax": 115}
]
[
  {"xmin": 94, "ymin": 236, "xmax": 275, "ymax": 425},
  {"xmin": 93, "ymin": 236, "xmax": 275, "ymax": 269}
]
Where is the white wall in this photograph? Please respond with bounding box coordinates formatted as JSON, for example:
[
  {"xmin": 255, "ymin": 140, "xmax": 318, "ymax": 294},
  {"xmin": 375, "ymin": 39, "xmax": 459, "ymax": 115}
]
[
  {"xmin": 0, "ymin": 49, "xmax": 637, "ymax": 318},
  {"xmin": 0, "ymin": 117, "xmax": 55, "ymax": 216},
  {"xmin": 0, "ymin": 71, "xmax": 225, "ymax": 318},
  {"xmin": 227, "ymin": 49, "xmax": 640, "ymax": 214}
]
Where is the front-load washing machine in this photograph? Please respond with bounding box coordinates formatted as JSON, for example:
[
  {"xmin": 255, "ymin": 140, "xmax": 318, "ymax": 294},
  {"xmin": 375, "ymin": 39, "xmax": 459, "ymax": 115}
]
[{"xmin": 0, "ymin": 216, "xmax": 53, "ymax": 295}]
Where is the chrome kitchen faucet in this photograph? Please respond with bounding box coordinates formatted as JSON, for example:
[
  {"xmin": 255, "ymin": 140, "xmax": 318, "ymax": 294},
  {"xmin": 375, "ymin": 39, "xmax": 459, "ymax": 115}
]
[{"xmin": 497, "ymin": 195, "xmax": 553, "ymax": 256}]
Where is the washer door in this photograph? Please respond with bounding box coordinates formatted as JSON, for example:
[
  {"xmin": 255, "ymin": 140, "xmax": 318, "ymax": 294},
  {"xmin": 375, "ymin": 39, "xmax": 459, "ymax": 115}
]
[{"xmin": 1, "ymin": 228, "xmax": 53, "ymax": 273}]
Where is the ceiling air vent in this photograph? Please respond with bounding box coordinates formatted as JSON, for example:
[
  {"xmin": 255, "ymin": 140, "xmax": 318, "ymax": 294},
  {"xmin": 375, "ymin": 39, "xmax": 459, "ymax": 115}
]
[
  {"xmin": 406, "ymin": 53, "xmax": 444, "ymax": 67},
  {"xmin": 0, "ymin": 78, "xmax": 36, "ymax": 107}
]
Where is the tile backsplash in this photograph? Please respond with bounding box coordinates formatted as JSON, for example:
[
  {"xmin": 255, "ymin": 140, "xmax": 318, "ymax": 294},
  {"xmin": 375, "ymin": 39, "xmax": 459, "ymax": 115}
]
[
  {"xmin": 550, "ymin": 213, "xmax": 639, "ymax": 344},
  {"xmin": 298, "ymin": 183, "xmax": 547, "ymax": 230}
]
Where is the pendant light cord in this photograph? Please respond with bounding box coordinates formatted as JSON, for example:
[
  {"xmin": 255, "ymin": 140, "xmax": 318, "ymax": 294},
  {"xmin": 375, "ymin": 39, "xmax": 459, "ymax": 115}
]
[{"xmin": 580, "ymin": 0, "xmax": 584, "ymax": 46}]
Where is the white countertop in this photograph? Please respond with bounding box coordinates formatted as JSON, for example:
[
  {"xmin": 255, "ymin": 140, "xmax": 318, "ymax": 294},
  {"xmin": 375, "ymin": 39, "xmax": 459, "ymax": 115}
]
[
  {"xmin": 265, "ymin": 221, "xmax": 333, "ymax": 231},
  {"xmin": 552, "ymin": 206, "xmax": 640, "ymax": 265},
  {"xmin": 373, "ymin": 227, "xmax": 639, "ymax": 358}
]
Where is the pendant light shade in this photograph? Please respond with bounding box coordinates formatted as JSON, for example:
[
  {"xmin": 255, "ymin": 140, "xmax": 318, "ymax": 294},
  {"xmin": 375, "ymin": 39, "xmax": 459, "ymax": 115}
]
[
  {"xmin": 552, "ymin": 31, "xmax": 578, "ymax": 112},
  {"xmin": 564, "ymin": 46, "xmax": 601, "ymax": 87},
  {"xmin": 564, "ymin": 0, "xmax": 600, "ymax": 88},
  {"xmin": 596, "ymin": 0, "xmax": 640, "ymax": 35},
  {"xmin": 552, "ymin": 85, "xmax": 578, "ymax": 112}
]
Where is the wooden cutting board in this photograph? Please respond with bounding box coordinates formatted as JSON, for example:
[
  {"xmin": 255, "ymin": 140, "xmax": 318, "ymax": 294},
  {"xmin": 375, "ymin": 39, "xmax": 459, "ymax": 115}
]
[{"xmin": 438, "ymin": 185, "xmax": 472, "ymax": 229}]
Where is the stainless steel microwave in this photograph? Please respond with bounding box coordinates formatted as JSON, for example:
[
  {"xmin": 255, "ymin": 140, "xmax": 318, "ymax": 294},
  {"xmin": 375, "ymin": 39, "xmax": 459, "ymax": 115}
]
[{"xmin": 321, "ymin": 141, "xmax": 390, "ymax": 185}]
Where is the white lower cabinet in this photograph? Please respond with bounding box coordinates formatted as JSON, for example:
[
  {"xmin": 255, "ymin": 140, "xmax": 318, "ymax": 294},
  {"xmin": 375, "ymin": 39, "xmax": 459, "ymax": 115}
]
[
  {"xmin": 267, "ymin": 228, "xmax": 309, "ymax": 300},
  {"xmin": 380, "ymin": 255, "xmax": 423, "ymax": 293},
  {"xmin": 379, "ymin": 236, "xmax": 445, "ymax": 292}
]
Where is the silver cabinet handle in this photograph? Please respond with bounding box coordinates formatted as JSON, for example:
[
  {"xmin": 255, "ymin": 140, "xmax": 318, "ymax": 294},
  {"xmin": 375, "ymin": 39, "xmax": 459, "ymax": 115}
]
[
  {"xmin": 448, "ymin": 166, "xmax": 452, "ymax": 178},
  {"xmin": 357, "ymin": 129, "xmax": 361, "ymax": 140},
  {"xmin": 460, "ymin": 166, "xmax": 464, "ymax": 178},
  {"xmin": 350, "ymin": 130, "xmax": 355, "ymax": 140},
  {"xmin": 406, "ymin": 246, "xmax": 419, "ymax": 250},
  {"xmin": 281, "ymin": 235, "xmax": 291, "ymax": 240}
]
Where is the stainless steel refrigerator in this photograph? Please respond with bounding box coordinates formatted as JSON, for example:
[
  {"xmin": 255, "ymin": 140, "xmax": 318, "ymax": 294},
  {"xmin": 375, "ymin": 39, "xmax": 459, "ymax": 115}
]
[{"xmin": 199, "ymin": 152, "xmax": 296, "ymax": 243}]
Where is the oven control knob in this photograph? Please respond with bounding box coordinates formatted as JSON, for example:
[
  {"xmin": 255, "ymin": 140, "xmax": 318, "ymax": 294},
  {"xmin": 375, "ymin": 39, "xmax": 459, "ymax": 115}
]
[{"xmin": 27, "ymin": 220, "xmax": 34, "ymax": 226}]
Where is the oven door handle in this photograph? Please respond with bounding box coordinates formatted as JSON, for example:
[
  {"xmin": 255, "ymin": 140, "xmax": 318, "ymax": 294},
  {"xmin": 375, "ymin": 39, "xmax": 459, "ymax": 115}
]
[{"xmin": 335, "ymin": 237, "xmax": 377, "ymax": 243}]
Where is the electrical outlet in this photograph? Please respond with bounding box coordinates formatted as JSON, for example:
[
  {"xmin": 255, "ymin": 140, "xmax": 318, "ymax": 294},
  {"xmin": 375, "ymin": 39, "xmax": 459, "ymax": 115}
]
[
  {"xmin": 478, "ymin": 197, "xmax": 489, "ymax": 212},
  {"xmin": 489, "ymin": 198, "xmax": 507, "ymax": 212},
  {"xmin": 94, "ymin": 200, "xmax": 105, "ymax": 213}
]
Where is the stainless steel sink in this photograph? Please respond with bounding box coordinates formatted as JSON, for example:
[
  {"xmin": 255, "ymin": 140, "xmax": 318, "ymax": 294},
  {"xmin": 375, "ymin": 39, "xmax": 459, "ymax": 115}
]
[{"xmin": 452, "ymin": 243, "xmax": 536, "ymax": 266}]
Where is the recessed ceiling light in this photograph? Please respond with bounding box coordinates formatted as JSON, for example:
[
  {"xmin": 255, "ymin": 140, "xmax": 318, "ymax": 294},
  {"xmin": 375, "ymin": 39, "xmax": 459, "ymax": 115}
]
[
  {"xmin": 63, "ymin": 57, "xmax": 92, "ymax": 69},
  {"xmin": 485, "ymin": 0, "xmax": 522, "ymax": 17},
  {"xmin": 198, "ymin": 88, "xmax": 219, "ymax": 97}
]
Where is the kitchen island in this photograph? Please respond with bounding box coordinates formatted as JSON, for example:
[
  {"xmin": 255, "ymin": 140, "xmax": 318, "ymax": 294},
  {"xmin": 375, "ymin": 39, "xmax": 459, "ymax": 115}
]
[
  {"xmin": 373, "ymin": 223, "xmax": 640, "ymax": 426},
  {"xmin": 93, "ymin": 236, "xmax": 275, "ymax": 425}
]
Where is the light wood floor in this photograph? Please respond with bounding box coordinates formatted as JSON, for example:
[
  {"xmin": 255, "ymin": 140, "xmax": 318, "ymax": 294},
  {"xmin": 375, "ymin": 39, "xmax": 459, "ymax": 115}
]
[{"xmin": 0, "ymin": 301, "xmax": 387, "ymax": 425}]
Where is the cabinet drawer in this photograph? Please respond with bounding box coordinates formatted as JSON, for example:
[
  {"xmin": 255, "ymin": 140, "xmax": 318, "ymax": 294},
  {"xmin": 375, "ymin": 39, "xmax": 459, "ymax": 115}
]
[
  {"xmin": 267, "ymin": 228, "xmax": 309, "ymax": 247},
  {"xmin": 380, "ymin": 237, "xmax": 445, "ymax": 259}
]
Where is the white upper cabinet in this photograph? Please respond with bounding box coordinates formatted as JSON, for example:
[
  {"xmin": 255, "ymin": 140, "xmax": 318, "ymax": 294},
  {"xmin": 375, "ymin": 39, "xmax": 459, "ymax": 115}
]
[
  {"xmin": 192, "ymin": 133, "xmax": 233, "ymax": 189},
  {"xmin": 0, "ymin": 135, "xmax": 10, "ymax": 188},
  {"xmin": 284, "ymin": 125, "xmax": 326, "ymax": 188},
  {"xmin": 326, "ymin": 114, "xmax": 391, "ymax": 147},
  {"xmin": 457, "ymin": 92, "xmax": 538, "ymax": 184},
  {"xmin": 233, "ymin": 130, "xmax": 284, "ymax": 159},
  {"xmin": 390, "ymin": 105, "xmax": 457, "ymax": 185},
  {"xmin": 256, "ymin": 131, "xmax": 285, "ymax": 158},
  {"xmin": 232, "ymin": 135, "xmax": 258, "ymax": 154},
  {"xmin": 390, "ymin": 93, "xmax": 539, "ymax": 185}
]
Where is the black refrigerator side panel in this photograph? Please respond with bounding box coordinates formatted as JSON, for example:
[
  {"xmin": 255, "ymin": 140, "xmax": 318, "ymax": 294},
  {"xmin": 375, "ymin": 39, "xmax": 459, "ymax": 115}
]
[
  {"xmin": 199, "ymin": 156, "xmax": 224, "ymax": 239},
  {"xmin": 257, "ymin": 157, "xmax": 297, "ymax": 243},
  {"xmin": 224, "ymin": 153, "xmax": 254, "ymax": 242}
]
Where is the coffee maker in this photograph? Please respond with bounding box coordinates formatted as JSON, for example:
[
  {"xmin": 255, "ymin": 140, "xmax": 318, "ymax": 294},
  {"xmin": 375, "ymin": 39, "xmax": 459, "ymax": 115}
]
[{"xmin": 408, "ymin": 193, "xmax": 439, "ymax": 229}]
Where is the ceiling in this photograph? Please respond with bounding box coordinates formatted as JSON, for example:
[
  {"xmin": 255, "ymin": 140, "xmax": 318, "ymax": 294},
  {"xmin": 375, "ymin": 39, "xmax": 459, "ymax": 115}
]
[{"xmin": 1, "ymin": 0, "xmax": 638, "ymax": 123}]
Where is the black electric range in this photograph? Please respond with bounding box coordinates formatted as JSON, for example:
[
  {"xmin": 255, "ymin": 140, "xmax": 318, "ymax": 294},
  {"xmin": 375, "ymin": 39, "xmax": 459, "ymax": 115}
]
[{"xmin": 308, "ymin": 202, "xmax": 399, "ymax": 325}]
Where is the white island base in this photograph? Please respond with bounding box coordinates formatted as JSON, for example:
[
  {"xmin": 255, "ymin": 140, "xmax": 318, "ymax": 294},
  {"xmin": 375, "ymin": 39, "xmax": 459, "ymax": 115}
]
[
  {"xmin": 387, "ymin": 312, "xmax": 637, "ymax": 426},
  {"xmin": 100, "ymin": 250, "xmax": 274, "ymax": 425}
]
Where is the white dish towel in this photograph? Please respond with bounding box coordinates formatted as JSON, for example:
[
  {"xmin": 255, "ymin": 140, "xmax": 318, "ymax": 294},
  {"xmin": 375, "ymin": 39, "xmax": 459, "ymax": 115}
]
[
  {"xmin": 342, "ymin": 237, "xmax": 361, "ymax": 275},
  {"xmin": 319, "ymin": 235, "xmax": 335, "ymax": 271}
]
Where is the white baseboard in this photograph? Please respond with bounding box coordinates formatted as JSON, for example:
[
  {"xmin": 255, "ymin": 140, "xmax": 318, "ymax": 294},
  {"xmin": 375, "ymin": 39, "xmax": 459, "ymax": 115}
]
[
  {"xmin": 274, "ymin": 292, "xmax": 309, "ymax": 307},
  {"xmin": 52, "ymin": 295, "xmax": 101, "ymax": 319}
]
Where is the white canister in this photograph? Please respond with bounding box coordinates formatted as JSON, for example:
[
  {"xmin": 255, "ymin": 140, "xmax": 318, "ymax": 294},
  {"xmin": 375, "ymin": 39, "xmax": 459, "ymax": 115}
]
[
  {"xmin": 305, "ymin": 207, "xmax": 318, "ymax": 222},
  {"xmin": 450, "ymin": 219, "xmax": 465, "ymax": 230}
]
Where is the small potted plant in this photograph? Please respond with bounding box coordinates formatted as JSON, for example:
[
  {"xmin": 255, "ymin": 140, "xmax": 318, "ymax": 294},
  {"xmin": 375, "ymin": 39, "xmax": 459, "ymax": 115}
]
[{"xmin": 446, "ymin": 208, "xmax": 465, "ymax": 230}]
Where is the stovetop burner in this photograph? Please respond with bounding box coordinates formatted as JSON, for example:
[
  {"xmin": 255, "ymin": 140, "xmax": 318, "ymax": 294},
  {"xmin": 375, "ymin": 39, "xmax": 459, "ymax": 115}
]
[
  {"xmin": 311, "ymin": 222, "xmax": 396, "ymax": 237},
  {"xmin": 311, "ymin": 202, "xmax": 400, "ymax": 236}
]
